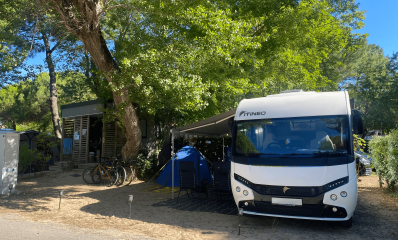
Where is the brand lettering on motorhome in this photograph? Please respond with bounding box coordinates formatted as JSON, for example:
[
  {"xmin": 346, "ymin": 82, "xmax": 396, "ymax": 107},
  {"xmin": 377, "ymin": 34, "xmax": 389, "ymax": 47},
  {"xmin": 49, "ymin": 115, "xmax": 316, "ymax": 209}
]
[{"xmin": 239, "ymin": 111, "xmax": 266, "ymax": 117}]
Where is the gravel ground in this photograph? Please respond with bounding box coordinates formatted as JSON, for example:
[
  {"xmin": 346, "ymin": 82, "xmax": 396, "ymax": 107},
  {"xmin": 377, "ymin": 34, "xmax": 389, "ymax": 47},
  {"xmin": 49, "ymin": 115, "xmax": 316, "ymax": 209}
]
[{"xmin": 0, "ymin": 170, "xmax": 397, "ymax": 240}]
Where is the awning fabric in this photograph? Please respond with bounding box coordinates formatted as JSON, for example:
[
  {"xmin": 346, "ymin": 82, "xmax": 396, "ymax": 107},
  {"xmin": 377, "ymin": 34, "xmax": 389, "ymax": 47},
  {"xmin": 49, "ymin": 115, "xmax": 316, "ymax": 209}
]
[{"xmin": 174, "ymin": 109, "xmax": 236, "ymax": 136}]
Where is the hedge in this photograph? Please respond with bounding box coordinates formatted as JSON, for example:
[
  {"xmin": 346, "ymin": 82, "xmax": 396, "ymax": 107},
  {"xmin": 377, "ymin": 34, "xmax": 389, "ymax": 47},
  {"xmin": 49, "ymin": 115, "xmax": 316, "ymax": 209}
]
[{"xmin": 369, "ymin": 129, "xmax": 398, "ymax": 191}]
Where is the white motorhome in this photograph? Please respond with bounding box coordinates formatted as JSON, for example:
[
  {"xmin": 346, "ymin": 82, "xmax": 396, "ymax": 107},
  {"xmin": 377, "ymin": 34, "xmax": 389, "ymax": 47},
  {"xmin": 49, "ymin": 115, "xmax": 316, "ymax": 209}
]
[{"xmin": 231, "ymin": 90, "xmax": 362, "ymax": 227}]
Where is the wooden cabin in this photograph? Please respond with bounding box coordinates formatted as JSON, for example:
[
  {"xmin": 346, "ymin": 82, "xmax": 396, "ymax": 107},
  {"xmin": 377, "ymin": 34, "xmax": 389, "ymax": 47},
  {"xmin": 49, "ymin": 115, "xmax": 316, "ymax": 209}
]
[{"xmin": 61, "ymin": 100, "xmax": 148, "ymax": 167}]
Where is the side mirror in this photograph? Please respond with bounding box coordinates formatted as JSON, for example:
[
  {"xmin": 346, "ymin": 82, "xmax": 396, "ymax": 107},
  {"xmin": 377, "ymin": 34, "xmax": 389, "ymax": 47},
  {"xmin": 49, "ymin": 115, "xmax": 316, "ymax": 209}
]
[{"xmin": 352, "ymin": 109, "xmax": 364, "ymax": 135}]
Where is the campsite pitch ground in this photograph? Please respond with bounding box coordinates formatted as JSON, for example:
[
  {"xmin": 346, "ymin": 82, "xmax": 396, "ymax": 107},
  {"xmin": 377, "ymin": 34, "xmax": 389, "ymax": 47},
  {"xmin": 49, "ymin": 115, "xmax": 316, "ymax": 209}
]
[{"xmin": 0, "ymin": 171, "xmax": 397, "ymax": 240}]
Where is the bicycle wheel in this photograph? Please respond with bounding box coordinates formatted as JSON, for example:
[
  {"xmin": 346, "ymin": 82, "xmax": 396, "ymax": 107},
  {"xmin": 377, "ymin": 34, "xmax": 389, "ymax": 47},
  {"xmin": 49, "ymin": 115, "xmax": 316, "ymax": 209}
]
[
  {"xmin": 82, "ymin": 167, "xmax": 95, "ymax": 184},
  {"xmin": 115, "ymin": 166, "xmax": 126, "ymax": 186},
  {"xmin": 105, "ymin": 169, "xmax": 118, "ymax": 187},
  {"xmin": 91, "ymin": 165, "xmax": 102, "ymax": 184},
  {"xmin": 125, "ymin": 167, "xmax": 135, "ymax": 186}
]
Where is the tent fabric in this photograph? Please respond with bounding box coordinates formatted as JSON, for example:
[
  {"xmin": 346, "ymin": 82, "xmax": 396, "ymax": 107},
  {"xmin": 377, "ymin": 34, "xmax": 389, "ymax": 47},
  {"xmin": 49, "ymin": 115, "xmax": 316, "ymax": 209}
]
[
  {"xmin": 156, "ymin": 146, "xmax": 213, "ymax": 187},
  {"xmin": 174, "ymin": 108, "xmax": 236, "ymax": 136}
]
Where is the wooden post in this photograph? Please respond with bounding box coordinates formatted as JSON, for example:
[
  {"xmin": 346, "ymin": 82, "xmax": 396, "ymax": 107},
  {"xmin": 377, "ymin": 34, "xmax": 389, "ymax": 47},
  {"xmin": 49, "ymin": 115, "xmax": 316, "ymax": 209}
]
[
  {"xmin": 86, "ymin": 116, "xmax": 90, "ymax": 163},
  {"xmin": 114, "ymin": 122, "xmax": 117, "ymax": 157},
  {"xmin": 171, "ymin": 129, "xmax": 175, "ymax": 157},
  {"xmin": 61, "ymin": 118, "xmax": 64, "ymax": 162},
  {"xmin": 172, "ymin": 155, "xmax": 176, "ymax": 199},
  {"xmin": 101, "ymin": 114, "xmax": 105, "ymax": 160},
  {"xmin": 79, "ymin": 116, "xmax": 83, "ymax": 163}
]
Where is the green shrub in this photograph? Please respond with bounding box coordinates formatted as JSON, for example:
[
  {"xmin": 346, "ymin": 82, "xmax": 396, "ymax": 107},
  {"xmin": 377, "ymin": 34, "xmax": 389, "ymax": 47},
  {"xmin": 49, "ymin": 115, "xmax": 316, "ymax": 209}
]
[
  {"xmin": 369, "ymin": 130, "xmax": 398, "ymax": 191},
  {"xmin": 386, "ymin": 130, "xmax": 398, "ymax": 191},
  {"xmin": 18, "ymin": 144, "xmax": 41, "ymax": 171},
  {"xmin": 136, "ymin": 149, "xmax": 159, "ymax": 180}
]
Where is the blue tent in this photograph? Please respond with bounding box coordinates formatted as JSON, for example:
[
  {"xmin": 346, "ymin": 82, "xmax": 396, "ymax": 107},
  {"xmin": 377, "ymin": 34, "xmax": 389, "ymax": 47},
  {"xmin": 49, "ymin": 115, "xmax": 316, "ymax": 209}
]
[{"xmin": 156, "ymin": 146, "xmax": 213, "ymax": 187}]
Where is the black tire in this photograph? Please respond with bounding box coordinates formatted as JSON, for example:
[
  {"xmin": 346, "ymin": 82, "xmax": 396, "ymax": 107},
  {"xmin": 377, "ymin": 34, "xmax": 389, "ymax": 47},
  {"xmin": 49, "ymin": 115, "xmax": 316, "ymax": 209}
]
[
  {"xmin": 341, "ymin": 217, "xmax": 353, "ymax": 228},
  {"xmin": 82, "ymin": 167, "xmax": 95, "ymax": 184},
  {"xmin": 125, "ymin": 167, "xmax": 135, "ymax": 186},
  {"xmin": 91, "ymin": 165, "xmax": 102, "ymax": 184},
  {"xmin": 115, "ymin": 166, "xmax": 126, "ymax": 186},
  {"xmin": 105, "ymin": 169, "xmax": 118, "ymax": 187}
]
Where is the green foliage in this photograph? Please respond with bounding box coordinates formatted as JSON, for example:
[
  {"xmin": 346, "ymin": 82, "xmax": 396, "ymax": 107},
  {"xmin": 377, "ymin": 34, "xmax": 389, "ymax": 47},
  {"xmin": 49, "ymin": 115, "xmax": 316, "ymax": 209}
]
[
  {"xmin": 369, "ymin": 130, "xmax": 398, "ymax": 191},
  {"xmin": 353, "ymin": 134, "xmax": 367, "ymax": 152},
  {"xmin": 136, "ymin": 149, "xmax": 159, "ymax": 180},
  {"xmin": 369, "ymin": 136, "xmax": 388, "ymax": 186},
  {"xmin": 0, "ymin": 71, "xmax": 96, "ymax": 132},
  {"xmin": 18, "ymin": 143, "xmax": 40, "ymax": 171},
  {"xmin": 96, "ymin": 0, "xmax": 367, "ymax": 131},
  {"xmin": 353, "ymin": 134, "xmax": 367, "ymax": 176},
  {"xmin": 345, "ymin": 44, "xmax": 398, "ymax": 133},
  {"xmin": 35, "ymin": 133, "xmax": 59, "ymax": 171},
  {"xmin": 0, "ymin": 0, "xmax": 31, "ymax": 79}
]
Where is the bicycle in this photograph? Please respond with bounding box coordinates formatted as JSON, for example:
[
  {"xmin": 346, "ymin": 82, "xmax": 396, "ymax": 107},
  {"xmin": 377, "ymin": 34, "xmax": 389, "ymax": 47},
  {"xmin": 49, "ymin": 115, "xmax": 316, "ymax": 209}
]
[
  {"xmin": 82, "ymin": 157, "xmax": 119, "ymax": 187},
  {"xmin": 113, "ymin": 157, "xmax": 135, "ymax": 186},
  {"xmin": 119, "ymin": 161, "xmax": 135, "ymax": 186}
]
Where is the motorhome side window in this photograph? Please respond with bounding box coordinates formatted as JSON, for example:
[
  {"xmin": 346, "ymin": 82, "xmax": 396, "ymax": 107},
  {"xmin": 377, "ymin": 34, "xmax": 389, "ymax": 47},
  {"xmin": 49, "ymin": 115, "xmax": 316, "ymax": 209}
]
[{"xmin": 235, "ymin": 116, "xmax": 349, "ymax": 156}]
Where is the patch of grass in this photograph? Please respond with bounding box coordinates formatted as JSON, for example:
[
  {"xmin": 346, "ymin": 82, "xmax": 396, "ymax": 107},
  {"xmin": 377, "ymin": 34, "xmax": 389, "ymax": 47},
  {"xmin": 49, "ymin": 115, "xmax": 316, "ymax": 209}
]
[
  {"xmin": 390, "ymin": 193, "xmax": 398, "ymax": 198},
  {"xmin": 383, "ymin": 187, "xmax": 398, "ymax": 199}
]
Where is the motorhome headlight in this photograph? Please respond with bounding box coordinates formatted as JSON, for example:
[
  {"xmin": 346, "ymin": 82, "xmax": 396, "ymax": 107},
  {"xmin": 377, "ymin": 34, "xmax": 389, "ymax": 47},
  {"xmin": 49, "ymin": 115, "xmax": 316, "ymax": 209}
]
[
  {"xmin": 236, "ymin": 186, "xmax": 241, "ymax": 192},
  {"xmin": 243, "ymin": 190, "xmax": 249, "ymax": 196},
  {"xmin": 330, "ymin": 194, "xmax": 338, "ymax": 201},
  {"xmin": 340, "ymin": 191, "xmax": 348, "ymax": 197}
]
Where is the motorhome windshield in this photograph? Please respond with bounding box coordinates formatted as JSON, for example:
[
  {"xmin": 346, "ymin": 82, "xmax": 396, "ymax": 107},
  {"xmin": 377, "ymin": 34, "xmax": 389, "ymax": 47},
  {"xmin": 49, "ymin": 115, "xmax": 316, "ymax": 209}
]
[{"xmin": 234, "ymin": 115, "xmax": 350, "ymax": 156}]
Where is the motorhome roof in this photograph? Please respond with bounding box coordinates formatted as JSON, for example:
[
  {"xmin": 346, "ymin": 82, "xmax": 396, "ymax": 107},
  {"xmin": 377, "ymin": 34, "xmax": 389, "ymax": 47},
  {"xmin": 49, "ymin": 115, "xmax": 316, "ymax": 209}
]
[{"xmin": 235, "ymin": 91, "xmax": 350, "ymax": 121}]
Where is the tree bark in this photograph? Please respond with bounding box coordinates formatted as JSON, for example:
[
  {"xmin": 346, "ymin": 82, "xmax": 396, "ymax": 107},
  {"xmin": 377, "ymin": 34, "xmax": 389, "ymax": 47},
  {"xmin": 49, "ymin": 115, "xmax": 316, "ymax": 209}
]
[
  {"xmin": 42, "ymin": 32, "xmax": 62, "ymax": 139},
  {"xmin": 48, "ymin": 0, "xmax": 142, "ymax": 160}
]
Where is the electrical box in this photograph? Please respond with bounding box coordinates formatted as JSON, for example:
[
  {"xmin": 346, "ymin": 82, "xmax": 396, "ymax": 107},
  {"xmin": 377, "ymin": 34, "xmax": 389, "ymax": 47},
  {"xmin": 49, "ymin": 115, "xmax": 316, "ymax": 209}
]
[{"xmin": 0, "ymin": 131, "xmax": 20, "ymax": 194}]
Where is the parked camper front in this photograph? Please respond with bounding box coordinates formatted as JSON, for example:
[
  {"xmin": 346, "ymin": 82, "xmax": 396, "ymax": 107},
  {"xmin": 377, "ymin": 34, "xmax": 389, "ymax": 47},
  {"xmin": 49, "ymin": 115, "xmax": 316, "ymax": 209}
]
[{"xmin": 231, "ymin": 91, "xmax": 359, "ymax": 227}]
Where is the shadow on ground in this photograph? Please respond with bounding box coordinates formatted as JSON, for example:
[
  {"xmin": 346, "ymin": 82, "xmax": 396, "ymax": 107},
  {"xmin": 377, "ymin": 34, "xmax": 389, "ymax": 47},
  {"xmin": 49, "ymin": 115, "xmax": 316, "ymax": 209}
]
[{"xmin": 0, "ymin": 172, "xmax": 397, "ymax": 239}]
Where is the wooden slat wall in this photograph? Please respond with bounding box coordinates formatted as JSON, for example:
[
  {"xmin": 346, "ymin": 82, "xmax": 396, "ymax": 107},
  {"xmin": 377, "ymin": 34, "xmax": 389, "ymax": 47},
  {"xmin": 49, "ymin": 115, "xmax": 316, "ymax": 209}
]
[
  {"xmin": 72, "ymin": 116, "xmax": 89, "ymax": 166},
  {"xmin": 116, "ymin": 126, "xmax": 126, "ymax": 160},
  {"xmin": 79, "ymin": 116, "xmax": 89, "ymax": 164},
  {"xmin": 62, "ymin": 118, "xmax": 74, "ymax": 162},
  {"xmin": 103, "ymin": 122, "xmax": 116, "ymax": 158},
  {"xmin": 102, "ymin": 122, "xmax": 126, "ymax": 159},
  {"xmin": 72, "ymin": 117, "xmax": 81, "ymax": 167}
]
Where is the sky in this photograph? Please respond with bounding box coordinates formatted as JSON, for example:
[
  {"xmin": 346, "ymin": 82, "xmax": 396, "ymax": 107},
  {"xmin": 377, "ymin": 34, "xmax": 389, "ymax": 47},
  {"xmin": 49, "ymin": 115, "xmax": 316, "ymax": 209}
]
[{"xmin": 355, "ymin": 0, "xmax": 398, "ymax": 57}]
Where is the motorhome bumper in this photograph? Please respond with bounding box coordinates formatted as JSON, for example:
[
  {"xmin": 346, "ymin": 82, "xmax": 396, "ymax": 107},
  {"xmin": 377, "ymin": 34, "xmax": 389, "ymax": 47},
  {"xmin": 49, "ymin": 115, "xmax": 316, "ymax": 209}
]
[
  {"xmin": 238, "ymin": 200, "xmax": 347, "ymax": 220},
  {"xmin": 241, "ymin": 210, "xmax": 350, "ymax": 221}
]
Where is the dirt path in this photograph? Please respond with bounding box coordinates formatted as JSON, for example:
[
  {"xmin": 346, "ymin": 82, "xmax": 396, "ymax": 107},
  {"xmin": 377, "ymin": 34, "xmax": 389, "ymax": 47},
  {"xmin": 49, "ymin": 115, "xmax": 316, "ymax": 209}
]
[{"xmin": 0, "ymin": 171, "xmax": 397, "ymax": 239}]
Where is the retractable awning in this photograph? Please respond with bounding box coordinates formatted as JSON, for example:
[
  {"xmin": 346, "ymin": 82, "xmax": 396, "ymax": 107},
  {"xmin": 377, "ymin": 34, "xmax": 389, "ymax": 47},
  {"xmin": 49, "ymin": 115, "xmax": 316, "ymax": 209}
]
[
  {"xmin": 168, "ymin": 108, "xmax": 236, "ymax": 200},
  {"xmin": 173, "ymin": 108, "xmax": 236, "ymax": 136}
]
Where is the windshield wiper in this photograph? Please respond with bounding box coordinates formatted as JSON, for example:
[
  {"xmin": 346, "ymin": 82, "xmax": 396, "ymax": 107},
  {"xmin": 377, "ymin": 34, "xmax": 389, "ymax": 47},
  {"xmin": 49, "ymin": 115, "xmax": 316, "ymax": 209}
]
[
  {"xmin": 281, "ymin": 153, "xmax": 313, "ymax": 156},
  {"xmin": 244, "ymin": 153, "xmax": 281, "ymax": 156},
  {"xmin": 312, "ymin": 151, "xmax": 349, "ymax": 157}
]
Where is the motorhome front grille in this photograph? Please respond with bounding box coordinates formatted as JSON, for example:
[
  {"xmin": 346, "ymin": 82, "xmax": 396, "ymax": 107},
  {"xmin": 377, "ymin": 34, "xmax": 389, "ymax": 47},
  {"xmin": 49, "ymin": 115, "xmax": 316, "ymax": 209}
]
[
  {"xmin": 234, "ymin": 174, "xmax": 349, "ymax": 197},
  {"xmin": 254, "ymin": 201, "xmax": 325, "ymax": 217}
]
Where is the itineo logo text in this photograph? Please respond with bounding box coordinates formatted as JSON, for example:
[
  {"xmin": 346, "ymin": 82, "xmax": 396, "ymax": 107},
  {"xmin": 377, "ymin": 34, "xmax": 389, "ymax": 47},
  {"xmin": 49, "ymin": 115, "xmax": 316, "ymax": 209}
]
[{"xmin": 239, "ymin": 111, "xmax": 266, "ymax": 117}]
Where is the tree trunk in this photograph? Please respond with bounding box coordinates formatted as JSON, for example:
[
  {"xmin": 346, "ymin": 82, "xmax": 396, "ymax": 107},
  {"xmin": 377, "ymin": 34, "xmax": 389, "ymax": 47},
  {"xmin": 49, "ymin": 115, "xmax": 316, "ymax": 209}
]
[
  {"xmin": 42, "ymin": 33, "xmax": 62, "ymax": 139},
  {"xmin": 78, "ymin": 31, "xmax": 142, "ymax": 161},
  {"xmin": 79, "ymin": 33, "xmax": 142, "ymax": 161},
  {"xmin": 158, "ymin": 124, "xmax": 172, "ymax": 166},
  {"xmin": 48, "ymin": 0, "xmax": 142, "ymax": 160}
]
